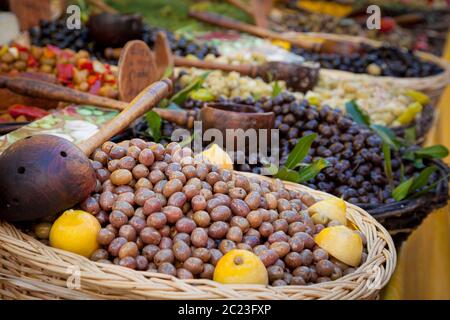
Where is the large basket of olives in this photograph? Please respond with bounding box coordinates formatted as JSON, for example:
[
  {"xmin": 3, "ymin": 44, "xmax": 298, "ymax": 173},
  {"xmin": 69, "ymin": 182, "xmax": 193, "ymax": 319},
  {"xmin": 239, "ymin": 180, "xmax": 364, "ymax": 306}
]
[
  {"xmin": 291, "ymin": 32, "xmax": 450, "ymax": 105},
  {"xmin": 0, "ymin": 141, "xmax": 396, "ymax": 300}
]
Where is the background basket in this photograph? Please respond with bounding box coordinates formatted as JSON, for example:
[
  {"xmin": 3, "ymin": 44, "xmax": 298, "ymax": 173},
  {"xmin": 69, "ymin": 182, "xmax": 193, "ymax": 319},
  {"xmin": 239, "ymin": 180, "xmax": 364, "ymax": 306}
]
[
  {"xmin": 0, "ymin": 172, "xmax": 396, "ymax": 300},
  {"xmin": 358, "ymin": 160, "xmax": 449, "ymax": 246},
  {"xmin": 301, "ymin": 32, "xmax": 450, "ymax": 106}
]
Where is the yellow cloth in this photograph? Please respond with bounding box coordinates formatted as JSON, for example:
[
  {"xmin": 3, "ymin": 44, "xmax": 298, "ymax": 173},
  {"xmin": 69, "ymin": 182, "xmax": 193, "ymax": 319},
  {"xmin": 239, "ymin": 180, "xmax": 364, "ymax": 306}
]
[{"xmin": 383, "ymin": 32, "xmax": 450, "ymax": 300}]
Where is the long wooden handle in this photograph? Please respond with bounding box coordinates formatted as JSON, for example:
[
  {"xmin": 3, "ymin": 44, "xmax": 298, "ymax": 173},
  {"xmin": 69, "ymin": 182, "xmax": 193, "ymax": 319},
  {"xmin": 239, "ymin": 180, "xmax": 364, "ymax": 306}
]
[
  {"xmin": 0, "ymin": 75, "xmax": 125, "ymax": 110},
  {"xmin": 188, "ymin": 11, "xmax": 318, "ymax": 51},
  {"xmin": 174, "ymin": 56, "xmax": 255, "ymax": 76},
  {"xmin": 77, "ymin": 79, "xmax": 172, "ymax": 156}
]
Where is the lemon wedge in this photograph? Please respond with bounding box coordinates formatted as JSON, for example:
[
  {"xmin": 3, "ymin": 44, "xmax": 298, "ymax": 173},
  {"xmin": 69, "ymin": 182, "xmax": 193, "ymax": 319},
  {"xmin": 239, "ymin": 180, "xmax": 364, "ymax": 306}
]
[{"xmin": 308, "ymin": 198, "xmax": 347, "ymax": 225}]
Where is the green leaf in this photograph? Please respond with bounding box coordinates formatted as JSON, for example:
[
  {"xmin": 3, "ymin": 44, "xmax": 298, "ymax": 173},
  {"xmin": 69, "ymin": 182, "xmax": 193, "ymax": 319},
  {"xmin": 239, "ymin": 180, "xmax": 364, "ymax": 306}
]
[
  {"xmin": 271, "ymin": 81, "xmax": 282, "ymax": 98},
  {"xmin": 409, "ymin": 166, "xmax": 438, "ymax": 193},
  {"xmin": 413, "ymin": 158, "xmax": 425, "ymax": 169},
  {"xmin": 404, "ymin": 127, "xmax": 417, "ymax": 145},
  {"xmin": 170, "ymin": 72, "xmax": 210, "ymax": 105},
  {"xmin": 297, "ymin": 158, "xmax": 330, "ymax": 183},
  {"xmin": 392, "ymin": 177, "xmax": 414, "ymax": 201},
  {"xmin": 414, "ymin": 145, "xmax": 449, "ymax": 159},
  {"xmin": 275, "ymin": 167, "xmax": 301, "ymax": 182},
  {"xmin": 382, "ymin": 142, "xmax": 393, "ymax": 185},
  {"xmin": 145, "ymin": 110, "xmax": 162, "ymax": 142},
  {"xmin": 371, "ymin": 124, "xmax": 400, "ymax": 151},
  {"xmin": 284, "ymin": 133, "xmax": 317, "ymax": 170},
  {"xmin": 162, "ymin": 63, "xmax": 174, "ymax": 79},
  {"xmin": 345, "ymin": 100, "xmax": 370, "ymax": 126},
  {"xmin": 399, "ymin": 162, "xmax": 405, "ymax": 182}
]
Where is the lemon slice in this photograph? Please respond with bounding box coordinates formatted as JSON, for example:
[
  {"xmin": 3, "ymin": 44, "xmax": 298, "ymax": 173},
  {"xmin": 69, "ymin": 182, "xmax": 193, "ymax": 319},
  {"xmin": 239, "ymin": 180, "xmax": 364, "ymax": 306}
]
[
  {"xmin": 198, "ymin": 143, "xmax": 233, "ymax": 170},
  {"xmin": 315, "ymin": 225, "xmax": 363, "ymax": 267},
  {"xmin": 396, "ymin": 101, "xmax": 423, "ymax": 125},
  {"xmin": 405, "ymin": 90, "xmax": 430, "ymax": 105},
  {"xmin": 308, "ymin": 198, "xmax": 347, "ymax": 225}
]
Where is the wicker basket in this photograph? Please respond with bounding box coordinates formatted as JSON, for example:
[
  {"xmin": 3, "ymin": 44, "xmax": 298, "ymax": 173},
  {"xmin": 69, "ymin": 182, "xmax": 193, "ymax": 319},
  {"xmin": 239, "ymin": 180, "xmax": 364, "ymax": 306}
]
[
  {"xmin": 359, "ymin": 160, "xmax": 449, "ymax": 246},
  {"xmin": 298, "ymin": 32, "xmax": 450, "ymax": 106},
  {"xmin": 0, "ymin": 172, "xmax": 396, "ymax": 300}
]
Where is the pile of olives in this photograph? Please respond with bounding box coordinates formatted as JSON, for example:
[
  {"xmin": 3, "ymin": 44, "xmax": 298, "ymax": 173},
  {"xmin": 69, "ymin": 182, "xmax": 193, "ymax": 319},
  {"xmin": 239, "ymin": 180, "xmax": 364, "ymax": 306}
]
[
  {"xmin": 292, "ymin": 44, "xmax": 444, "ymax": 77},
  {"xmin": 81, "ymin": 140, "xmax": 367, "ymax": 285},
  {"xmin": 29, "ymin": 19, "xmax": 219, "ymax": 64}
]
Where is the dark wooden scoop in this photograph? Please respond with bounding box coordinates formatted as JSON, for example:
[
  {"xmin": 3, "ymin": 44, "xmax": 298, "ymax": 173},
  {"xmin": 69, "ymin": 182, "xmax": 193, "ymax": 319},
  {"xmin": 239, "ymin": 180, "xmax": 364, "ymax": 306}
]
[
  {"xmin": 189, "ymin": 11, "xmax": 362, "ymax": 55},
  {"xmin": 0, "ymin": 79, "xmax": 172, "ymax": 222},
  {"xmin": 0, "ymin": 75, "xmax": 192, "ymax": 127}
]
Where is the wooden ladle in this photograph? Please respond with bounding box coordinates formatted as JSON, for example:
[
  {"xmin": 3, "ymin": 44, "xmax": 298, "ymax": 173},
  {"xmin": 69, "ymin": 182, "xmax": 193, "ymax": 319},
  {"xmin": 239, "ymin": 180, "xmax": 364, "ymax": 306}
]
[
  {"xmin": 189, "ymin": 11, "xmax": 362, "ymax": 55},
  {"xmin": 154, "ymin": 31, "xmax": 319, "ymax": 93},
  {"xmin": 0, "ymin": 75, "xmax": 193, "ymax": 127},
  {"xmin": 0, "ymin": 79, "xmax": 172, "ymax": 222}
]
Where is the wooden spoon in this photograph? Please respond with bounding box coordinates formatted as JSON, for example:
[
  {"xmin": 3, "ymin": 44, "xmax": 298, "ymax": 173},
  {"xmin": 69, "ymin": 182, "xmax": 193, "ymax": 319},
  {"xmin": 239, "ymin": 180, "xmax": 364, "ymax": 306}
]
[
  {"xmin": 0, "ymin": 79, "xmax": 172, "ymax": 222},
  {"xmin": 0, "ymin": 75, "xmax": 192, "ymax": 127},
  {"xmin": 154, "ymin": 31, "xmax": 319, "ymax": 93},
  {"xmin": 189, "ymin": 10, "xmax": 362, "ymax": 55}
]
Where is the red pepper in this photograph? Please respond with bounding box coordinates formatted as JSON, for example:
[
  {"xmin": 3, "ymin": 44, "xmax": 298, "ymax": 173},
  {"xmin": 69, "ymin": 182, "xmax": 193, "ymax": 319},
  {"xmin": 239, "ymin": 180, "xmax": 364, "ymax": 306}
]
[
  {"xmin": 8, "ymin": 104, "xmax": 49, "ymax": 120},
  {"xmin": 56, "ymin": 63, "xmax": 74, "ymax": 84},
  {"xmin": 12, "ymin": 43, "xmax": 29, "ymax": 52},
  {"xmin": 87, "ymin": 74, "xmax": 100, "ymax": 86},
  {"xmin": 89, "ymin": 79, "xmax": 101, "ymax": 95},
  {"xmin": 79, "ymin": 60, "xmax": 93, "ymax": 72},
  {"xmin": 27, "ymin": 54, "xmax": 37, "ymax": 67}
]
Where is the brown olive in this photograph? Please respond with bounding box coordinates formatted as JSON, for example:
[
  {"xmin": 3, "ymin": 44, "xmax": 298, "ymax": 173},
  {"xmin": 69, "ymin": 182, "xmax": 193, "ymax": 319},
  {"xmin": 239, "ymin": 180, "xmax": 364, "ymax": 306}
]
[
  {"xmin": 272, "ymin": 219, "xmax": 289, "ymax": 233},
  {"xmin": 96, "ymin": 228, "xmax": 115, "ymax": 245},
  {"xmin": 154, "ymin": 249, "xmax": 175, "ymax": 266},
  {"xmin": 162, "ymin": 206, "xmax": 183, "ymax": 224},
  {"xmin": 158, "ymin": 262, "xmax": 176, "ymax": 276},
  {"xmin": 330, "ymin": 266, "xmax": 343, "ymax": 280},
  {"xmin": 258, "ymin": 249, "xmax": 279, "ymax": 267},
  {"xmin": 105, "ymin": 224, "xmax": 118, "ymax": 236},
  {"xmin": 127, "ymin": 145, "xmax": 141, "ymax": 159},
  {"xmin": 131, "ymin": 164, "xmax": 149, "ymax": 180},
  {"xmin": 183, "ymin": 257, "xmax": 204, "ymax": 275},
  {"xmin": 244, "ymin": 191, "xmax": 261, "ymax": 210},
  {"xmin": 99, "ymin": 191, "xmax": 115, "ymax": 211},
  {"xmin": 193, "ymin": 210, "xmax": 210, "ymax": 228},
  {"xmin": 168, "ymin": 171, "xmax": 187, "ymax": 184},
  {"xmin": 218, "ymin": 239, "xmax": 236, "ymax": 254},
  {"xmin": 272, "ymin": 279, "xmax": 287, "ymax": 286},
  {"xmin": 299, "ymin": 249, "xmax": 314, "ymax": 266},
  {"xmin": 230, "ymin": 216, "xmax": 250, "ymax": 232},
  {"xmin": 107, "ymin": 159, "xmax": 119, "ymax": 172},
  {"xmin": 243, "ymin": 235, "xmax": 260, "ymax": 248},
  {"xmin": 301, "ymin": 194, "xmax": 316, "ymax": 206},
  {"xmin": 288, "ymin": 222, "xmax": 306, "ymax": 236},
  {"xmin": 191, "ymin": 228, "xmax": 208, "ymax": 247},
  {"xmin": 177, "ymin": 268, "xmax": 194, "ymax": 279},
  {"xmin": 91, "ymin": 248, "xmax": 108, "ymax": 261},
  {"xmin": 268, "ymin": 231, "xmax": 289, "ymax": 244},
  {"xmin": 264, "ymin": 193, "xmax": 278, "ymax": 210},
  {"xmin": 277, "ymin": 198, "xmax": 291, "ymax": 212},
  {"xmin": 142, "ymin": 197, "xmax": 161, "ymax": 215},
  {"xmin": 280, "ymin": 210, "xmax": 300, "ymax": 224},
  {"xmin": 229, "ymin": 187, "xmax": 247, "ymax": 199},
  {"xmin": 234, "ymin": 175, "xmax": 250, "ymax": 192},
  {"xmin": 192, "ymin": 248, "xmax": 211, "ymax": 263},
  {"xmin": 343, "ymin": 268, "xmax": 356, "ymax": 276},
  {"xmin": 96, "ymin": 211, "xmax": 109, "ymax": 226},
  {"xmin": 162, "ymin": 179, "xmax": 183, "ymax": 198},
  {"xmin": 226, "ymin": 226, "xmax": 243, "ymax": 243},
  {"xmin": 316, "ymin": 277, "xmax": 331, "ymax": 283},
  {"xmin": 283, "ymin": 272, "xmax": 293, "ymax": 285},
  {"xmin": 199, "ymin": 263, "xmax": 215, "ymax": 279},
  {"xmin": 108, "ymin": 237, "xmax": 127, "ymax": 257},
  {"xmin": 236, "ymin": 243, "xmax": 252, "ymax": 251},
  {"xmin": 118, "ymin": 156, "xmax": 136, "ymax": 171},
  {"xmin": 167, "ymin": 192, "xmax": 187, "ymax": 208},
  {"xmin": 267, "ymin": 265, "xmax": 284, "ymax": 282},
  {"xmin": 173, "ymin": 240, "xmax": 192, "ymax": 262},
  {"xmin": 140, "ymin": 227, "xmax": 161, "ymax": 245},
  {"xmin": 101, "ymin": 141, "xmax": 115, "ymax": 154},
  {"xmin": 119, "ymin": 256, "xmax": 137, "ymax": 269},
  {"xmin": 127, "ymin": 216, "xmax": 145, "ymax": 234},
  {"xmin": 313, "ymin": 248, "xmax": 329, "ymax": 262},
  {"xmin": 142, "ymin": 244, "xmax": 159, "ymax": 261},
  {"xmin": 175, "ymin": 218, "xmax": 196, "ymax": 234},
  {"xmin": 133, "ymin": 255, "xmax": 148, "ymax": 271},
  {"xmin": 246, "ymin": 228, "xmax": 260, "ymax": 238},
  {"xmin": 149, "ymin": 169, "xmax": 165, "ymax": 184},
  {"xmin": 147, "ymin": 262, "xmax": 158, "ymax": 272},
  {"xmin": 159, "ymin": 225, "xmax": 171, "ymax": 237},
  {"xmin": 253, "ymin": 245, "xmax": 267, "ymax": 256},
  {"xmin": 289, "ymin": 237, "xmax": 305, "ymax": 253},
  {"xmin": 293, "ymin": 266, "xmax": 311, "ymax": 282},
  {"xmin": 293, "ymin": 232, "xmax": 315, "ymax": 249},
  {"xmin": 291, "ymin": 276, "xmax": 306, "ymax": 285},
  {"xmin": 269, "ymin": 241, "xmax": 290, "ymax": 258},
  {"xmin": 247, "ymin": 210, "xmax": 263, "ymax": 228},
  {"xmin": 212, "ymin": 181, "xmax": 227, "ymax": 194},
  {"xmin": 181, "ymin": 185, "xmax": 199, "ymax": 201},
  {"xmin": 206, "ymin": 172, "xmax": 221, "ymax": 186},
  {"xmin": 209, "ymin": 249, "xmax": 223, "ymax": 266},
  {"xmin": 285, "ymin": 252, "xmax": 302, "ymax": 269},
  {"xmin": 112, "ymin": 201, "xmax": 134, "ymax": 217},
  {"xmin": 135, "ymin": 178, "xmax": 152, "ymax": 190},
  {"xmin": 80, "ymin": 196, "xmax": 100, "ymax": 215},
  {"xmin": 208, "ymin": 221, "xmax": 229, "ymax": 239},
  {"xmin": 147, "ymin": 212, "xmax": 167, "ymax": 229},
  {"xmin": 258, "ymin": 222, "xmax": 274, "ymax": 238},
  {"xmin": 110, "ymin": 169, "xmax": 132, "ymax": 186},
  {"xmin": 150, "ymin": 144, "xmax": 166, "ymax": 161},
  {"xmin": 109, "ymin": 210, "xmax": 128, "ymax": 228},
  {"xmin": 130, "ymin": 138, "xmax": 147, "ymax": 150},
  {"xmin": 210, "ymin": 205, "xmax": 232, "ymax": 222},
  {"xmin": 114, "ymin": 185, "xmax": 134, "ymax": 194},
  {"xmin": 230, "ymin": 199, "xmax": 250, "ymax": 217},
  {"xmin": 118, "ymin": 224, "xmax": 137, "ymax": 242},
  {"xmin": 109, "ymin": 146, "xmax": 126, "ymax": 159},
  {"xmin": 116, "ymin": 192, "xmax": 135, "ymax": 206},
  {"xmin": 153, "ymin": 180, "xmax": 167, "ymax": 194},
  {"xmin": 118, "ymin": 242, "xmax": 139, "ymax": 259}
]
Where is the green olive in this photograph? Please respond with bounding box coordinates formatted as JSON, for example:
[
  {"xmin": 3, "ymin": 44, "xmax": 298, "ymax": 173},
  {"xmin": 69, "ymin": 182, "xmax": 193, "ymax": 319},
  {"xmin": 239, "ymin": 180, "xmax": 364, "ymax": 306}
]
[{"xmin": 34, "ymin": 222, "xmax": 52, "ymax": 239}]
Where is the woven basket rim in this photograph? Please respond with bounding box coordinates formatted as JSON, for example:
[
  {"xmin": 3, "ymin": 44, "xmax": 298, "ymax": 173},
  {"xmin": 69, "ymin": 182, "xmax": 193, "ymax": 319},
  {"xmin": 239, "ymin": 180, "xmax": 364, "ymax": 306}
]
[
  {"xmin": 0, "ymin": 171, "xmax": 396, "ymax": 300},
  {"xmin": 291, "ymin": 32, "xmax": 450, "ymax": 91}
]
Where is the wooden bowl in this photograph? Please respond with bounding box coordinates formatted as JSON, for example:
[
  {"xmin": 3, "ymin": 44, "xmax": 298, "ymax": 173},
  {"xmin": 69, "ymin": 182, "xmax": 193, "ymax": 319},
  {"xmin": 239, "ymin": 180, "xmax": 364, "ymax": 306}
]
[{"xmin": 87, "ymin": 13, "xmax": 143, "ymax": 48}]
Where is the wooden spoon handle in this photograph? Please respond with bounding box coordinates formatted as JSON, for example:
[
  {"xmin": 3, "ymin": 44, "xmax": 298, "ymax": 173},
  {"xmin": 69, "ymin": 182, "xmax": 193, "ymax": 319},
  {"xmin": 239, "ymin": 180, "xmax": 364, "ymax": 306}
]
[
  {"xmin": 174, "ymin": 56, "xmax": 255, "ymax": 76},
  {"xmin": 77, "ymin": 79, "xmax": 172, "ymax": 156},
  {"xmin": 188, "ymin": 11, "xmax": 319, "ymax": 51},
  {"xmin": 0, "ymin": 75, "xmax": 125, "ymax": 111}
]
